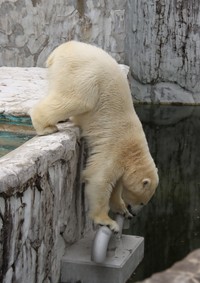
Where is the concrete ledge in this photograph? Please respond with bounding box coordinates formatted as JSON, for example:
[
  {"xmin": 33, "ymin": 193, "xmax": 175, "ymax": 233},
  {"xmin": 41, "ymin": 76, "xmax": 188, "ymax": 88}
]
[
  {"xmin": 61, "ymin": 233, "xmax": 144, "ymax": 283},
  {"xmin": 0, "ymin": 123, "xmax": 78, "ymax": 193},
  {"xmin": 0, "ymin": 123, "xmax": 92, "ymax": 283}
]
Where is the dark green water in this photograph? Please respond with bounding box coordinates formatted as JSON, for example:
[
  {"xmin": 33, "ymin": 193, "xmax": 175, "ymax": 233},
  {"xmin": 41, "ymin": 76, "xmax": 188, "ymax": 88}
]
[
  {"xmin": 126, "ymin": 105, "xmax": 200, "ymax": 282},
  {"xmin": 0, "ymin": 115, "xmax": 34, "ymax": 157}
]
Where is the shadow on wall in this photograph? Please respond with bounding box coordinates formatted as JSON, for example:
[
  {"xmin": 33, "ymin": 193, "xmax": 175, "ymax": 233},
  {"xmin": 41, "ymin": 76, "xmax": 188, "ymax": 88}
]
[{"xmin": 126, "ymin": 105, "xmax": 200, "ymax": 282}]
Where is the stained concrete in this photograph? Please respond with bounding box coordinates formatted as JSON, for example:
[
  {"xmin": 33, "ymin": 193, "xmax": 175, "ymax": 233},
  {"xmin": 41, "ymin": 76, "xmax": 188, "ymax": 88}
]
[{"xmin": 0, "ymin": 123, "xmax": 93, "ymax": 283}]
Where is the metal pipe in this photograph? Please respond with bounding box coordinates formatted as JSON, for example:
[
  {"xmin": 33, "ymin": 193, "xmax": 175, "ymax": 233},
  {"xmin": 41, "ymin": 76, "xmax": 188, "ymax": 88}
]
[{"xmin": 91, "ymin": 214, "xmax": 125, "ymax": 263}]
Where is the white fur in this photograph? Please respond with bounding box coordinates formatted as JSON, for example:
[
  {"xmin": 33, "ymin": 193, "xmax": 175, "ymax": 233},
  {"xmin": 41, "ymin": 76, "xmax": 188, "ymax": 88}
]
[{"xmin": 31, "ymin": 41, "xmax": 159, "ymax": 232}]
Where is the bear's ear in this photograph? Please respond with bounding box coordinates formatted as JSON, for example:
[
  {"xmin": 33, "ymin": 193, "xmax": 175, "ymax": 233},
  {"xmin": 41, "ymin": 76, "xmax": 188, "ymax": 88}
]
[{"xmin": 142, "ymin": 178, "xmax": 151, "ymax": 188}]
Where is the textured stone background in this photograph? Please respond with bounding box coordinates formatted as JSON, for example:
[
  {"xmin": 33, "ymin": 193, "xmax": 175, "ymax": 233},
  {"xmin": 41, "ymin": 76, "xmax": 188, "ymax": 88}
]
[
  {"xmin": 126, "ymin": 0, "xmax": 200, "ymax": 93},
  {"xmin": 0, "ymin": 0, "xmax": 126, "ymax": 66},
  {"xmin": 125, "ymin": 0, "xmax": 200, "ymax": 103},
  {"xmin": 0, "ymin": 0, "xmax": 200, "ymax": 103},
  {"xmin": 0, "ymin": 1, "xmax": 200, "ymax": 282}
]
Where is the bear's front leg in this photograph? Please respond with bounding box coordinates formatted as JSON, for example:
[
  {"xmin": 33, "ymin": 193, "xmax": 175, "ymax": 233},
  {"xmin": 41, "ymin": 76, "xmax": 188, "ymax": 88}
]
[
  {"xmin": 30, "ymin": 96, "xmax": 60, "ymax": 135},
  {"xmin": 31, "ymin": 91, "xmax": 96, "ymax": 136},
  {"xmin": 110, "ymin": 181, "xmax": 133, "ymax": 219},
  {"xmin": 85, "ymin": 180, "xmax": 120, "ymax": 233}
]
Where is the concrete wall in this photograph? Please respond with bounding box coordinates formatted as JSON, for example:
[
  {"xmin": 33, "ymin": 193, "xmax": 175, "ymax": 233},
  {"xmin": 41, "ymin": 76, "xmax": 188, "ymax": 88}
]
[
  {"xmin": 0, "ymin": 124, "xmax": 91, "ymax": 283},
  {"xmin": 125, "ymin": 0, "xmax": 200, "ymax": 104}
]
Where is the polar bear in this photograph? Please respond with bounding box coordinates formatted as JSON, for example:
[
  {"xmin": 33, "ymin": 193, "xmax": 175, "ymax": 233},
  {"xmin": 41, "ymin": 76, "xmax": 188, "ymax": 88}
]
[{"xmin": 31, "ymin": 41, "xmax": 159, "ymax": 232}]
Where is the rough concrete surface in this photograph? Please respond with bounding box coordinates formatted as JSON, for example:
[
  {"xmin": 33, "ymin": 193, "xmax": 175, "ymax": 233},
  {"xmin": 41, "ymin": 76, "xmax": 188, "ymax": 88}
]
[
  {"xmin": 0, "ymin": 123, "xmax": 92, "ymax": 283},
  {"xmin": 126, "ymin": 0, "xmax": 200, "ymax": 95},
  {"xmin": 0, "ymin": 67, "xmax": 47, "ymax": 115},
  {"xmin": 138, "ymin": 249, "xmax": 200, "ymax": 283}
]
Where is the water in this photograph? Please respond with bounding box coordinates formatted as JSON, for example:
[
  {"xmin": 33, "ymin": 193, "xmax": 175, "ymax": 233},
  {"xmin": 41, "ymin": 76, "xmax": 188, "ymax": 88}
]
[
  {"xmin": 0, "ymin": 115, "xmax": 35, "ymax": 157},
  {"xmin": 126, "ymin": 105, "xmax": 200, "ymax": 282}
]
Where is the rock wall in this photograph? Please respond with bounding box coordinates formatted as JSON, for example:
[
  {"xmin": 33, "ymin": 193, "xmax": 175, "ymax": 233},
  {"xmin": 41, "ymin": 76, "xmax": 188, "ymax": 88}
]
[
  {"xmin": 0, "ymin": 0, "xmax": 126, "ymax": 66},
  {"xmin": 0, "ymin": 124, "xmax": 91, "ymax": 283},
  {"xmin": 1, "ymin": 0, "xmax": 200, "ymax": 104},
  {"xmin": 125, "ymin": 0, "xmax": 200, "ymax": 103}
]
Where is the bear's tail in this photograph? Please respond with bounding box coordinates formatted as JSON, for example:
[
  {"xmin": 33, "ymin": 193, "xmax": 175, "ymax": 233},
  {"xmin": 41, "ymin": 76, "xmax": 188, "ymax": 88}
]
[{"xmin": 46, "ymin": 52, "xmax": 54, "ymax": 68}]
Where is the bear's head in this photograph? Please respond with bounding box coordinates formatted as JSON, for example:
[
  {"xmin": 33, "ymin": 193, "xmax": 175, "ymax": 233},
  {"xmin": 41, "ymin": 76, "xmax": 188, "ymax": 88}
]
[{"xmin": 121, "ymin": 158, "xmax": 159, "ymax": 215}]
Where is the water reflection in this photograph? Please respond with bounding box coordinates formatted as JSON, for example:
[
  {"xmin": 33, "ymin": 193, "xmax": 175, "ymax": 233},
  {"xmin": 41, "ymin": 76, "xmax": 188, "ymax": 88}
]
[{"xmin": 126, "ymin": 105, "xmax": 200, "ymax": 282}]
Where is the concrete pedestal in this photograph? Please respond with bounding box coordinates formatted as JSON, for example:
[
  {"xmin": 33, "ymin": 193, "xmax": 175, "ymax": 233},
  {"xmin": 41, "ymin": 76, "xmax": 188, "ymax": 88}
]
[{"xmin": 61, "ymin": 233, "xmax": 144, "ymax": 283}]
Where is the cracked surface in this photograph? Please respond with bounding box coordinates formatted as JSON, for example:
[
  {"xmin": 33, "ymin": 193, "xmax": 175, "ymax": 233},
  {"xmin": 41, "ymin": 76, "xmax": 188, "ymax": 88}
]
[
  {"xmin": 125, "ymin": 0, "xmax": 200, "ymax": 103},
  {"xmin": 0, "ymin": 125, "xmax": 92, "ymax": 283}
]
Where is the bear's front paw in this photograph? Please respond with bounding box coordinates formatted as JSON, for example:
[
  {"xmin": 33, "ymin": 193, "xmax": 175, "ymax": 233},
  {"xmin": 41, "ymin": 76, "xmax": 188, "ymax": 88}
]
[
  {"xmin": 110, "ymin": 200, "xmax": 133, "ymax": 219},
  {"xmin": 37, "ymin": 125, "xmax": 58, "ymax": 136},
  {"xmin": 93, "ymin": 216, "xmax": 119, "ymax": 233}
]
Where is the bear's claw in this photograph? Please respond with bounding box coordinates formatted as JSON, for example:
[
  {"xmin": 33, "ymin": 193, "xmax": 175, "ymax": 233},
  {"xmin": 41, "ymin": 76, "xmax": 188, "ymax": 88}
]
[{"xmin": 94, "ymin": 218, "xmax": 119, "ymax": 233}]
